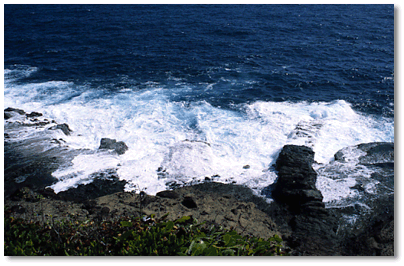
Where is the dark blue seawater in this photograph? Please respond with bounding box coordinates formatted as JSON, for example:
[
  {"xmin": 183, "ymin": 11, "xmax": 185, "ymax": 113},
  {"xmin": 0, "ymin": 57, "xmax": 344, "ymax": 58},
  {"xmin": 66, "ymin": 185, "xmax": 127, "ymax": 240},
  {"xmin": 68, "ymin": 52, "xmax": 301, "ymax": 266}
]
[
  {"xmin": 5, "ymin": 4, "xmax": 394, "ymax": 117},
  {"xmin": 4, "ymin": 4, "xmax": 394, "ymax": 202}
]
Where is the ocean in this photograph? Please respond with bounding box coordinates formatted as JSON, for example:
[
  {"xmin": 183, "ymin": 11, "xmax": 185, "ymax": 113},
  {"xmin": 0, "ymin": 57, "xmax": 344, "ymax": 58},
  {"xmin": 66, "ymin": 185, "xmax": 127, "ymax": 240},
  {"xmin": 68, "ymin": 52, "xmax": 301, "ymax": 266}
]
[{"xmin": 4, "ymin": 4, "xmax": 394, "ymax": 209}]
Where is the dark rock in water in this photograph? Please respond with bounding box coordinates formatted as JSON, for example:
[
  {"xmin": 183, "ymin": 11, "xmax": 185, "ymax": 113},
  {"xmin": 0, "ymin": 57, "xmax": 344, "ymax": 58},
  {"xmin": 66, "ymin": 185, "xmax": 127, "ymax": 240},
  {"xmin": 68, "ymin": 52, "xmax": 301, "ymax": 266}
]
[
  {"xmin": 357, "ymin": 142, "xmax": 394, "ymax": 165},
  {"xmin": 182, "ymin": 196, "xmax": 198, "ymax": 209},
  {"xmin": 156, "ymin": 190, "xmax": 180, "ymax": 199},
  {"xmin": 29, "ymin": 121, "xmax": 51, "ymax": 127},
  {"xmin": 5, "ymin": 107, "xmax": 26, "ymax": 115},
  {"xmin": 49, "ymin": 123, "xmax": 72, "ymax": 136},
  {"xmin": 99, "ymin": 138, "xmax": 128, "ymax": 155},
  {"xmin": 275, "ymin": 145, "xmax": 315, "ymax": 170},
  {"xmin": 338, "ymin": 194, "xmax": 394, "ymax": 255},
  {"xmin": 334, "ymin": 142, "xmax": 394, "ymax": 166},
  {"xmin": 166, "ymin": 181, "xmax": 181, "ymax": 190},
  {"xmin": 4, "ymin": 146, "xmax": 60, "ymax": 198},
  {"xmin": 4, "ymin": 112, "xmax": 12, "ymax": 120},
  {"xmin": 4, "ymin": 107, "xmax": 26, "ymax": 120},
  {"xmin": 330, "ymin": 142, "xmax": 394, "ymax": 255},
  {"xmin": 57, "ymin": 176, "xmax": 127, "ymax": 203},
  {"xmin": 26, "ymin": 111, "xmax": 43, "ymax": 118},
  {"xmin": 270, "ymin": 145, "xmax": 339, "ymax": 255},
  {"xmin": 272, "ymin": 145, "xmax": 319, "ymax": 211}
]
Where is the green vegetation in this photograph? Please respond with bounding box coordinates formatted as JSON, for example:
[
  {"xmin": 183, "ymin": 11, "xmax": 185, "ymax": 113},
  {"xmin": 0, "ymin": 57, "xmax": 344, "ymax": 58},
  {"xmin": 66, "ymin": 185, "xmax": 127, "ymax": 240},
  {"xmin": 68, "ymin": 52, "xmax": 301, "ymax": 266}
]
[{"xmin": 4, "ymin": 211, "xmax": 288, "ymax": 256}]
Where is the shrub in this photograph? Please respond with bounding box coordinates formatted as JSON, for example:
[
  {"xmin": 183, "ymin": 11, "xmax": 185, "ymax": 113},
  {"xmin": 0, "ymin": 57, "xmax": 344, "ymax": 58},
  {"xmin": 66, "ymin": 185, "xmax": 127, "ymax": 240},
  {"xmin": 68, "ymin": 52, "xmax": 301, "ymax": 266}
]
[{"xmin": 4, "ymin": 212, "xmax": 288, "ymax": 256}]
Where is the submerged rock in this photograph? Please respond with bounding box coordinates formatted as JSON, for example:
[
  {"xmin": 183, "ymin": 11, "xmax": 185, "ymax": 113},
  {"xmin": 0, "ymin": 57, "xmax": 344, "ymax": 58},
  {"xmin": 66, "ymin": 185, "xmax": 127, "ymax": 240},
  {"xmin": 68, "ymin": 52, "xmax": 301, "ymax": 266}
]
[{"xmin": 99, "ymin": 138, "xmax": 128, "ymax": 155}]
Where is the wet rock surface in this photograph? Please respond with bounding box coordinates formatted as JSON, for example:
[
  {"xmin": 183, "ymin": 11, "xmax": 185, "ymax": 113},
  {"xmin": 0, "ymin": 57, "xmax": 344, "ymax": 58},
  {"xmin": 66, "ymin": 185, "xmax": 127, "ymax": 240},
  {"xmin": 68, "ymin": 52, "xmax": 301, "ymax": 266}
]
[
  {"xmin": 4, "ymin": 141, "xmax": 75, "ymax": 198},
  {"xmin": 4, "ymin": 107, "xmax": 82, "ymax": 197},
  {"xmin": 4, "ymin": 109, "xmax": 394, "ymax": 255},
  {"xmin": 336, "ymin": 193, "xmax": 394, "ymax": 256},
  {"xmin": 49, "ymin": 123, "xmax": 72, "ymax": 136},
  {"xmin": 99, "ymin": 138, "xmax": 129, "ymax": 155},
  {"xmin": 55, "ymin": 175, "xmax": 127, "ymax": 203},
  {"xmin": 331, "ymin": 142, "xmax": 394, "ymax": 256}
]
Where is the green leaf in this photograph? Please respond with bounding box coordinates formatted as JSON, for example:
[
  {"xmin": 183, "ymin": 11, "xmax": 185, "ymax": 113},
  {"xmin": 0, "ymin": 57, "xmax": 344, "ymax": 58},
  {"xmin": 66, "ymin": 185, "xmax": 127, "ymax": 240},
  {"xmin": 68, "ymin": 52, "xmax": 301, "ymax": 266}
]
[
  {"xmin": 159, "ymin": 213, "xmax": 170, "ymax": 221},
  {"xmin": 223, "ymin": 234, "xmax": 231, "ymax": 245},
  {"xmin": 120, "ymin": 221, "xmax": 133, "ymax": 227},
  {"xmin": 176, "ymin": 216, "xmax": 191, "ymax": 223},
  {"xmin": 165, "ymin": 221, "xmax": 174, "ymax": 231},
  {"xmin": 205, "ymin": 246, "xmax": 218, "ymax": 256}
]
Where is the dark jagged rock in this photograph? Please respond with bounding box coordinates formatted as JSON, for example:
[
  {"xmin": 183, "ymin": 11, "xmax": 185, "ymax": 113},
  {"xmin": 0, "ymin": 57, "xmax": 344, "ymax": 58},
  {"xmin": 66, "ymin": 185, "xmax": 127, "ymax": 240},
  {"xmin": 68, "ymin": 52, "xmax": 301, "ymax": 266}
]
[
  {"xmin": 4, "ymin": 145, "xmax": 60, "ymax": 198},
  {"xmin": 26, "ymin": 111, "xmax": 43, "ymax": 118},
  {"xmin": 272, "ymin": 145, "xmax": 320, "ymax": 211},
  {"xmin": 49, "ymin": 123, "xmax": 72, "ymax": 136},
  {"xmin": 335, "ymin": 142, "xmax": 394, "ymax": 166},
  {"xmin": 329, "ymin": 142, "xmax": 394, "ymax": 255},
  {"xmin": 357, "ymin": 142, "xmax": 394, "ymax": 166},
  {"xmin": 5, "ymin": 107, "xmax": 26, "ymax": 120},
  {"xmin": 56, "ymin": 176, "xmax": 127, "ymax": 203},
  {"xmin": 5, "ymin": 107, "xmax": 26, "ymax": 115},
  {"xmin": 5, "ymin": 112, "xmax": 12, "ymax": 120},
  {"xmin": 99, "ymin": 138, "xmax": 128, "ymax": 155},
  {"xmin": 271, "ymin": 145, "xmax": 339, "ymax": 255},
  {"xmin": 338, "ymin": 194, "xmax": 394, "ymax": 255}
]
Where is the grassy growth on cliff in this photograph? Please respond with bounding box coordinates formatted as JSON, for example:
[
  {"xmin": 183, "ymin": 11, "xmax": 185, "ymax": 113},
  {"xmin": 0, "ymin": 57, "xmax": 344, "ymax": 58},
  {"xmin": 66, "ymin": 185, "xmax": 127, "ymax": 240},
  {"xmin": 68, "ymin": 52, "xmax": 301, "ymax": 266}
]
[{"xmin": 4, "ymin": 211, "xmax": 288, "ymax": 256}]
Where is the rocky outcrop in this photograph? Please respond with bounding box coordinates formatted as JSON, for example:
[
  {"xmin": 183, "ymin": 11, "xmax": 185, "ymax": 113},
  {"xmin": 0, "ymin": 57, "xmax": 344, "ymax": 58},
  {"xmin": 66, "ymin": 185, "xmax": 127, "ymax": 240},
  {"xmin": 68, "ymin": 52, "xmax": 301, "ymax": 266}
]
[
  {"xmin": 337, "ymin": 193, "xmax": 394, "ymax": 256},
  {"xmin": 55, "ymin": 173, "xmax": 127, "ymax": 203},
  {"xmin": 272, "ymin": 145, "xmax": 322, "ymax": 212},
  {"xmin": 58, "ymin": 123, "xmax": 72, "ymax": 135},
  {"xmin": 334, "ymin": 142, "xmax": 394, "ymax": 166},
  {"xmin": 4, "ymin": 107, "xmax": 25, "ymax": 119},
  {"xmin": 332, "ymin": 142, "xmax": 394, "ymax": 256},
  {"xmin": 5, "ymin": 182, "xmax": 283, "ymax": 243},
  {"xmin": 99, "ymin": 138, "xmax": 128, "ymax": 155},
  {"xmin": 270, "ymin": 145, "xmax": 339, "ymax": 255},
  {"xmin": 26, "ymin": 111, "xmax": 43, "ymax": 118}
]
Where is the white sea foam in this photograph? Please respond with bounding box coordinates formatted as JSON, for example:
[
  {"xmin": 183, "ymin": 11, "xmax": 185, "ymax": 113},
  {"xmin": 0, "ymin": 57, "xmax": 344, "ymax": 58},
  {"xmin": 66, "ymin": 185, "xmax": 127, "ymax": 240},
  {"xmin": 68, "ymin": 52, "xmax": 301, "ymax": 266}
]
[{"xmin": 4, "ymin": 67, "xmax": 394, "ymax": 201}]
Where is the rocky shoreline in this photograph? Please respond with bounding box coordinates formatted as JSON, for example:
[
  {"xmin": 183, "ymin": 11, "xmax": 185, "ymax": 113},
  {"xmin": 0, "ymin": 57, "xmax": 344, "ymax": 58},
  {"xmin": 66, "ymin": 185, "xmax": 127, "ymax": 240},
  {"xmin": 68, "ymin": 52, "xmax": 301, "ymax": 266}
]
[{"xmin": 4, "ymin": 107, "xmax": 394, "ymax": 256}]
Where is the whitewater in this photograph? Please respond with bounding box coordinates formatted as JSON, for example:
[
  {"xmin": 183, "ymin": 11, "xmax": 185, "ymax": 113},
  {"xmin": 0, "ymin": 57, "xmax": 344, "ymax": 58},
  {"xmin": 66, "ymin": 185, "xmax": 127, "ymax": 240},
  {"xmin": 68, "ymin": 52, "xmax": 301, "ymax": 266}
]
[{"xmin": 4, "ymin": 66, "xmax": 394, "ymax": 207}]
